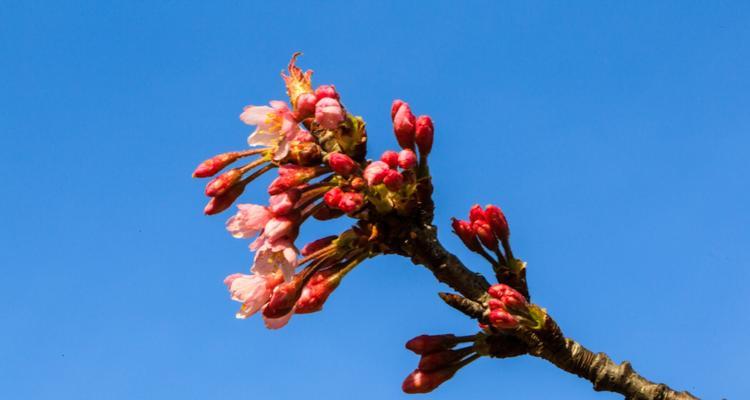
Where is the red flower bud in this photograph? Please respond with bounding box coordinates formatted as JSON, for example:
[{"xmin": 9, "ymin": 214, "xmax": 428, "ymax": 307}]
[
  {"xmin": 415, "ymin": 115, "xmax": 434, "ymax": 156},
  {"xmin": 405, "ymin": 334, "xmax": 457, "ymax": 355},
  {"xmin": 338, "ymin": 192, "xmax": 364, "ymax": 213},
  {"xmin": 328, "ymin": 152, "xmax": 357, "ymax": 176},
  {"xmin": 468, "ymin": 204, "xmax": 486, "ymax": 223},
  {"xmin": 392, "ymin": 102, "xmax": 416, "ymax": 149},
  {"xmin": 269, "ymin": 165, "xmax": 318, "ymax": 195},
  {"xmin": 484, "ymin": 204, "xmax": 509, "ymax": 242},
  {"xmin": 324, "ymin": 187, "xmax": 343, "ymax": 209},
  {"xmin": 363, "ymin": 160, "xmax": 390, "ymax": 186},
  {"xmin": 402, "ymin": 368, "xmax": 456, "ymax": 394},
  {"xmin": 268, "ymin": 189, "xmax": 301, "ymax": 216},
  {"xmin": 205, "ymin": 168, "xmax": 242, "ymax": 197},
  {"xmin": 295, "ymin": 92, "xmax": 317, "ymax": 118},
  {"xmin": 488, "ymin": 309, "xmax": 519, "ymax": 329},
  {"xmin": 418, "ymin": 350, "xmax": 465, "ymax": 372},
  {"xmin": 487, "ymin": 298, "xmax": 504, "ymax": 310},
  {"xmin": 488, "ymin": 284, "xmax": 527, "ymax": 311},
  {"xmin": 263, "ymin": 274, "xmax": 306, "ymax": 319},
  {"xmin": 380, "ymin": 150, "xmax": 399, "ymax": 168},
  {"xmin": 383, "ymin": 169, "xmax": 404, "ymax": 191},
  {"xmin": 203, "ymin": 183, "xmax": 245, "ymax": 215},
  {"xmin": 314, "ymin": 84, "xmax": 339, "ymax": 100},
  {"xmin": 294, "ymin": 264, "xmax": 346, "ymax": 314},
  {"xmin": 193, "ymin": 152, "xmax": 242, "ymax": 178},
  {"xmin": 397, "ymin": 149, "xmax": 417, "ymax": 169},
  {"xmin": 391, "ymin": 99, "xmax": 405, "ymax": 120},
  {"xmin": 472, "ymin": 219, "xmax": 498, "ymax": 251},
  {"xmin": 451, "ymin": 218, "xmax": 481, "ymax": 252}
]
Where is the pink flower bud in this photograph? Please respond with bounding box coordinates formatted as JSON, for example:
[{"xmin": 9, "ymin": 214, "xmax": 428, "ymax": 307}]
[
  {"xmin": 380, "ymin": 150, "xmax": 399, "ymax": 168},
  {"xmin": 451, "ymin": 218, "xmax": 481, "ymax": 252},
  {"xmin": 363, "ymin": 160, "xmax": 390, "ymax": 186},
  {"xmin": 392, "ymin": 102, "xmax": 416, "ymax": 149},
  {"xmin": 205, "ymin": 168, "xmax": 242, "ymax": 197},
  {"xmin": 203, "ymin": 184, "xmax": 245, "ymax": 215},
  {"xmin": 402, "ymin": 368, "xmax": 457, "ymax": 394},
  {"xmin": 294, "ymin": 265, "xmax": 345, "ymax": 314},
  {"xmin": 488, "ymin": 309, "xmax": 519, "ymax": 329},
  {"xmin": 469, "ymin": 204, "xmax": 486, "ymax": 223},
  {"xmin": 383, "ymin": 169, "xmax": 404, "ymax": 191},
  {"xmin": 391, "ymin": 99, "xmax": 405, "ymax": 120},
  {"xmin": 314, "ymin": 84, "xmax": 339, "ymax": 100},
  {"xmin": 397, "ymin": 149, "xmax": 417, "ymax": 169},
  {"xmin": 264, "ymin": 217, "xmax": 295, "ymax": 243},
  {"xmin": 315, "ymin": 97, "xmax": 345, "ymax": 130},
  {"xmin": 268, "ymin": 189, "xmax": 301, "ymax": 216},
  {"xmin": 487, "ymin": 298, "xmax": 504, "ymax": 310},
  {"xmin": 324, "ymin": 187, "xmax": 343, "ymax": 208},
  {"xmin": 485, "ymin": 204, "xmax": 509, "ymax": 242},
  {"xmin": 295, "ymin": 92, "xmax": 317, "ymax": 118},
  {"xmin": 405, "ymin": 334, "xmax": 457, "ymax": 355},
  {"xmin": 472, "ymin": 219, "xmax": 498, "ymax": 251},
  {"xmin": 328, "ymin": 152, "xmax": 357, "ymax": 176},
  {"xmin": 415, "ymin": 115, "xmax": 434, "ymax": 156},
  {"xmin": 418, "ymin": 350, "xmax": 465, "ymax": 372},
  {"xmin": 300, "ymin": 235, "xmax": 337, "ymax": 256},
  {"xmin": 488, "ymin": 284, "xmax": 527, "ymax": 311},
  {"xmin": 263, "ymin": 274, "xmax": 306, "ymax": 319},
  {"xmin": 193, "ymin": 152, "xmax": 242, "ymax": 178},
  {"xmin": 338, "ymin": 192, "xmax": 364, "ymax": 213},
  {"xmin": 269, "ymin": 165, "xmax": 318, "ymax": 195}
]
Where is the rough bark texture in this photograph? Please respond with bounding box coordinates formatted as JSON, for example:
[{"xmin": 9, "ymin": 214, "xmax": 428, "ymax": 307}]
[{"xmin": 397, "ymin": 223, "xmax": 699, "ymax": 400}]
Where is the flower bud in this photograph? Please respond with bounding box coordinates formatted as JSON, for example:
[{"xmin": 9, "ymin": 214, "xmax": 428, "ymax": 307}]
[
  {"xmin": 315, "ymin": 97, "xmax": 345, "ymax": 130},
  {"xmin": 451, "ymin": 218, "xmax": 481, "ymax": 252},
  {"xmin": 314, "ymin": 84, "xmax": 339, "ymax": 101},
  {"xmin": 405, "ymin": 334, "xmax": 457, "ymax": 355},
  {"xmin": 468, "ymin": 204, "xmax": 486, "ymax": 223},
  {"xmin": 392, "ymin": 102, "xmax": 416, "ymax": 149},
  {"xmin": 418, "ymin": 350, "xmax": 465, "ymax": 372},
  {"xmin": 397, "ymin": 149, "xmax": 417, "ymax": 170},
  {"xmin": 380, "ymin": 150, "xmax": 399, "ymax": 168},
  {"xmin": 485, "ymin": 204, "xmax": 509, "ymax": 242},
  {"xmin": 300, "ymin": 235, "xmax": 337, "ymax": 256},
  {"xmin": 294, "ymin": 265, "xmax": 346, "ymax": 314},
  {"xmin": 269, "ymin": 165, "xmax": 318, "ymax": 195},
  {"xmin": 363, "ymin": 160, "xmax": 390, "ymax": 186},
  {"xmin": 383, "ymin": 169, "xmax": 404, "ymax": 191},
  {"xmin": 391, "ymin": 99, "xmax": 405, "ymax": 119},
  {"xmin": 203, "ymin": 184, "xmax": 245, "ymax": 215},
  {"xmin": 269, "ymin": 189, "xmax": 301, "ymax": 216},
  {"xmin": 324, "ymin": 187, "xmax": 343, "ymax": 208},
  {"xmin": 488, "ymin": 309, "xmax": 519, "ymax": 329},
  {"xmin": 328, "ymin": 152, "xmax": 357, "ymax": 176},
  {"xmin": 338, "ymin": 192, "xmax": 364, "ymax": 213},
  {"xmin": 487, "ymin": 298, "xmax": 504, "ymax": 310},
  {"xmin": 472, "ymin": 219, "xmax": 498, "ymax": 251},
  {"xmin": 193, "ymin": 152, "xmax": 242, "ymax": 178},
  {"xmin": 264, "ymin": 217, "xmax": 295, "ymax": 243},
  {"xmin": 488, "ymin": 284, "xmax": 527, "ymax": 311},
  {"xmin": 402, "ymin": 368, "xmax": 456, "ymax": 394},
  {"xmin": 295, "ymin": 92, "xmax": 317, "ymax": 118},
  {"xmin": 415, "ymin": 115, "xmax": 434, "ymax": 156},
  {"xmin": 263, "ymin": 274, "xmax": 306, "ymax": 319},
  {"xmin": 205, "ymin": 168, "xmax": 242, "ymax": 197}
]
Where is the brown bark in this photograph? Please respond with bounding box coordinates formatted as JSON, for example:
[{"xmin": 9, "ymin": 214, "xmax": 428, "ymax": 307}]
[{"xmin": 397, "ymin": 223, "xmax": 699, "ymax": 400}]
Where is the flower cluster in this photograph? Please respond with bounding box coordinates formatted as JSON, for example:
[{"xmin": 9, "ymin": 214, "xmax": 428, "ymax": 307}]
[
  {"xmin": 192, "ymin": 54, "xmax": 437, "ymax": 328},
  {"xmin": 402, "ymin": 334, "xmax": 480, "ymax": 393}
]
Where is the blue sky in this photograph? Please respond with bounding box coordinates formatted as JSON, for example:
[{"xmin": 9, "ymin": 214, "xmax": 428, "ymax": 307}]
[{"xmin": 1, "ymin": 1, "xmax": 748, "ymax": 399}]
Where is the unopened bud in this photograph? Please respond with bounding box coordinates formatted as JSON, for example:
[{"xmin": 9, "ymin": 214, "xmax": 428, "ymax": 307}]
[
  {"xmin": 193, "ymin": 152, "xmax": 242, "ymax": 178},
  {"xmin": 269, "ymin": 189, "xmax": 301, "ymax": 216},
  {"xmin": 392, "ymin": 102, "xmax": 416, "ymax": 149},
  {"xmin": 484, "ymin": 204, "xmax": 509, "ymax": 242},
  {"xmin": 263, "ymin": 274, "xmax": 306, "ymax": 319},
  {"xmin": 415, "ymin": 115, "xmax": 434, "ymax": 156},
  {"xmin": 472, "ymin": 219, "xmax": 498, "ymax": 251},
  {"xmin": 391, "ymin": 99, "xmax": 405, "ymax": 120},
  {"xmin": 402, "ymin": 368, "xmax": 456, "ymax": 394},
  {"xmin": 295, "ymin": 92, "xmax": 317, "ymax": 118},
  {"xmin": 294, "ymin": 265, "xmax": 346, "ymax": 314},
  {"xmin": 383, "ymin": 169, "xmax": 404, "ymax": 191},
  {"xmin": 488, "ymin": 309, "xmax": 519, "ymax": 329},
  {"xmin": 328, "ymin": 152, "xmax": 357, "ymax": 176},
  {"xmin": 363, "ymin": 160, "xmax": 390, "ymax": 186},
  {"xmin": 314, "ymin": 84, "xmax": 339, "ymax": 101},
  {"xmin": 203, "ymin": 183, "xmax": 245, "ymax": 215},
  {"xmin": 315, "ymin": 97, "xmax": 345, "ymax": 130},
  {"xmin": 487, "ymin": 284, "xmax": 527, "ymax": 311},
  {"xmin": 398, "ymin": 149, "xmax": 417, "ymax": 169},
  {"xmin": 418, "ymin": 350, "xmax": 466, "ymax": 372},
  {"xmin": 380, "ymin": 150, "xmax": 399, "ymax": 168},
  {"xmin": 338, "ymin": 192, "xmax": 364, "ymax": 213},
  {"xmin": 324, "ymin": 187, "xmax": 343, "ymax": 208},
  {"xmin": 469, "ymin": 204, "xmax": 486, "ymax": 223},
  {"xmin": 405, "ymin": 334, "xmax": 457, "ymax": 355},
  {"xmin": 451, "ymin": 218, "xmax": 481, "ymax": 252},
  {"xmin": 205, "ymin": 168, "xmax": 242, "ymax": 197}
]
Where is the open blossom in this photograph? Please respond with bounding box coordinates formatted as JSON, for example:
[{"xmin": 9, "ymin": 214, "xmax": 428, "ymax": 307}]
[
  {"xmin": 224, "ymin": 271, "xmax": 283, "ymax": 319},
  {"xmin": 315, "ymin": 97, "xmax": 345, "ymax": 129},
  {"xmin": 251, "ymin": 237, "xmax": 298, "ymax": 281},
  {"xmin": 240, "ymin": 100, "xmax": 300, "ymax": 160},
  {"xmin": 226, "ymin": 204, "xmax": 272, "ymax": 239}
]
